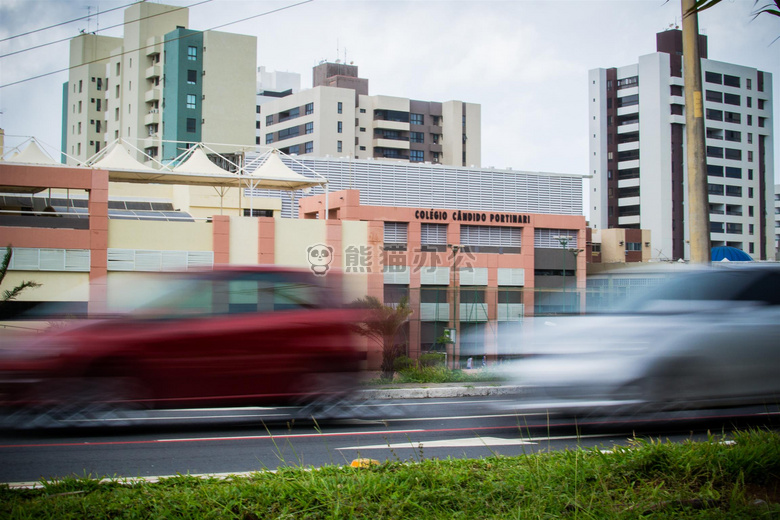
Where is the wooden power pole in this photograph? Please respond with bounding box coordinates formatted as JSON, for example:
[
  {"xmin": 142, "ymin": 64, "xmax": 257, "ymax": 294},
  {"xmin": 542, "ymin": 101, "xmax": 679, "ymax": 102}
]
[{"xmin": 681, "ymin": 0, "xmax": 712, "ymax": 263}]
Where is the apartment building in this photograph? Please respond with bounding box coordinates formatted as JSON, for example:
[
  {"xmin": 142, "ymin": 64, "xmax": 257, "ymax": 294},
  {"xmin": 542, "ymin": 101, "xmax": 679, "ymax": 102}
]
[
  {"xmin": 257, "ymin": 62, "xmax": 481, "ymax": 167},
  {"xmin": 589, "ymin": 29, "xmax": 774, "ymax": 261},
  {"xmin": 63, "ymin": 2, "xmax": 256, "ymax": 165}
]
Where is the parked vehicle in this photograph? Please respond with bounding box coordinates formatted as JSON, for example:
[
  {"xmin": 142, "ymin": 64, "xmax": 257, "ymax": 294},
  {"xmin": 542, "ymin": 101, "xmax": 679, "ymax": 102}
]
[
  {"xmin": 0, "ymin": 267, "xmax": 365, "ymax": 427},
  {"xmin": 498, "ymin": 264, "xmax": 780, "ymax": 415}
]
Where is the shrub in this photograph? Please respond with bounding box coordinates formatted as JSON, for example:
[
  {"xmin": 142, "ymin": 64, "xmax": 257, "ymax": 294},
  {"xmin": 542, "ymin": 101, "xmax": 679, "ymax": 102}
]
[{"xmin": 419, "ymin": 352, "xmax": 446, "ymax": 367}]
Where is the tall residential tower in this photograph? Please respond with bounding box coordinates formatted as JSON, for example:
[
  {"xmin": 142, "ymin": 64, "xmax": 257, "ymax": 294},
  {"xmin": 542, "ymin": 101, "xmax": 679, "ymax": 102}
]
[
  {"xmin": 63, "ymin": 2, "xmax": 256, "ymax": 165},
  {"xmin": 589, "ymin": 30, "xmax": 774, "ymax": 260}
]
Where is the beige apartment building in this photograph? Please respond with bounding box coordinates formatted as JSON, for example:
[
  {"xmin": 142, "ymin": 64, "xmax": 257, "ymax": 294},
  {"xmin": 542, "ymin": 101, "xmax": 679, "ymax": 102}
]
[
  {"xmin": 258, "ymin": 63, "xmax": 481, "ymax": 167},
  {"xmin": 63, "ymin": 2, "xmax": 256, "ymax": 165}
]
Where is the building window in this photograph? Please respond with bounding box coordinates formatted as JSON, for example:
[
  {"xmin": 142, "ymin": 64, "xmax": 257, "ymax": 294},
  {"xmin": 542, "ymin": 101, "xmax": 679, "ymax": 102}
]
[
  {"xmin": 305, "ymin": 122, "xmax": 313, "ymax": 134},
  {"xmin": 705, "ymin": 90, "xmax": 722, "ymax": 103},
  {"xmin": 278, "ymin": 127, "xmax": 299, "ymax": 140},
  {"xmin": 266, "ymin": 133, "xmax": 273, "ymax": 144},
  {"xmin": 723, "ymin": 93, "xmax": 740, "ymax": 106},
  {"xmin": 187, "ymin": 46, "xmax": 197, "ymax": 60},
  {"xmin": 337, "ymin": 121, "xmax": 342, "ymax": 133},
  {"xmin": 186, "ymin": 94, "xmax": 196, "ymax": 109},
  {"xmin": 266, "ymin": 115, "xmax": 273, "ymax": 126},
  {"xmin": 746, "ymin": 97, "xmax": 752, "ymax": 108},
  {"xmin": 186, "ymin": 118, "xmax": 196, "ymax": 133},
  {"xmin": 410, "ymin": 150, "xmax": 424, "ymax": 162},
  {"xmin": 410, "ymin": 131, "xmax": 424, "ymax": 143},
  {"xmin": 305, "ymin": 141, "xmax": 313, "ymax": 154},
  {"xmin": 305, "ymin": 102, "xmax": 313, "ymax": 115},
  {"xmin": 96, "ymin": 99, "xmax": 101, "ymax": 111},
  {"xmin": 723, "ymin": 74, "xmax": 740, "ymax": 88},
  {"xmin": 705, "ymin": 71, "xmax": 722, "ymax": 84},
  {"xmin": 410, "ymin": 113, "xmax": 424, "ymax": 125},
  {"xmin": 706, "ymin": 109, "xmax": 723, "ymax": 121},
  {"xmin": 337, "ymin": 140, "xmax": 342, "ymax": 153},
  {"xmin": 187, "ymin": 70, "xmax": 197, "ymax": 84},
  {"xmin": 337, "ymin": 101, "xmax": 343, "ymax": 114},
  {"xmin": 96, "ymin": 77, "xmax": 102, "ymax": 91}
]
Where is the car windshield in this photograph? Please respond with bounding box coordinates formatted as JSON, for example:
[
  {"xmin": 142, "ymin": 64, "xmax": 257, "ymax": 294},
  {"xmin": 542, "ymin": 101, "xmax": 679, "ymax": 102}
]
[
  {"xmin": 126, "ymin": 271, "xmax": 333, "ymax": 319},
  {"xmin": 618, "ymin": 267, "xmax": 780, "ymax": 313}
]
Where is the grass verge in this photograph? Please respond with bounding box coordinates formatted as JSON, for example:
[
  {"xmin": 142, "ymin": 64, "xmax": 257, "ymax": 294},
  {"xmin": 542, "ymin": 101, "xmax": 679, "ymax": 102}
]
[
  {"xmin": 365, "ymin": 366, "xmax": 503, "ymax": 385},
  {"xmin": 2, "ymin": 429, "xmax": 779, "ymax": 518}
]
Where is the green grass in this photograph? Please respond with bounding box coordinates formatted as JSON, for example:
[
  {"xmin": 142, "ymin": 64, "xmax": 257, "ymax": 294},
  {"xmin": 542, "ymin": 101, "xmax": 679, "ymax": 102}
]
[
  {"xmin": 2, "ymin": 429, "xmax": 779, "ymax": 518},
  {"xmin": 365, "ymin": 365, "xmax": 504, "ymax": 385}
]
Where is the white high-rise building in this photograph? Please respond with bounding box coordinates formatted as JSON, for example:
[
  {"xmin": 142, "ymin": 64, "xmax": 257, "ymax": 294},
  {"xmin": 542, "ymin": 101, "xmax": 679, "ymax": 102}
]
[
  {"xmin": 589, "ymin": 29, "xmax": 774, "ymax": 261},
  {"xmin": 257, "ymin": 62, "xmax": 481, "ymax": 167}
]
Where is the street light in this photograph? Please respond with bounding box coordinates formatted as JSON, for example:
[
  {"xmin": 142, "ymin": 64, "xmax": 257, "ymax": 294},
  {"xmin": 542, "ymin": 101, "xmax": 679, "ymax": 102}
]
[
  {"xmin": 553, "ymin": 236, "xmax": 572, "ymax": 313},
  {"xmin": 448, "ymin": 244, "xmax": 461, "ymax": 369},
  {"xmin": 568, "ymin": 247, "xmax": 584, "ymax": 313}
]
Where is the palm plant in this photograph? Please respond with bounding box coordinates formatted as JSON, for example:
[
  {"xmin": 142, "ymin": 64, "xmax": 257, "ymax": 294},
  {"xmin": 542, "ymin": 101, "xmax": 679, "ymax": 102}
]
[
  {"xmin": 350, "ymin": 295, "xmax": 412, "ymax": 381},
  {"xmin": 1, "ymin": 246, "xmax": 41, "ymax": 302}
]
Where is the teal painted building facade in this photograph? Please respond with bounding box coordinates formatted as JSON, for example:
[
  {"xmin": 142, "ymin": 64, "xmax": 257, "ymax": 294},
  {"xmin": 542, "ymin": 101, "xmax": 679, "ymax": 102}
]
[{"xmin": 162, "ymin": 28, "xmax": 203, "ymax": 161}]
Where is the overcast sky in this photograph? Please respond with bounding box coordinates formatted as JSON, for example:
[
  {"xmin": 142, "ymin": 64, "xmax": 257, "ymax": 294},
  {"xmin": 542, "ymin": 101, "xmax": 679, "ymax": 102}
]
[{"xmin": 0, "ymin": 0, "xmax": 777, "ymax": 187}]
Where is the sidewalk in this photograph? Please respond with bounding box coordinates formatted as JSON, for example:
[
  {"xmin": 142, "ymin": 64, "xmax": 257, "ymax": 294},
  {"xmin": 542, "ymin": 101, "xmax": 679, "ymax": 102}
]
[{"xmin": 355, "ymin": 375, "xmax": 525, "ymax": 400}]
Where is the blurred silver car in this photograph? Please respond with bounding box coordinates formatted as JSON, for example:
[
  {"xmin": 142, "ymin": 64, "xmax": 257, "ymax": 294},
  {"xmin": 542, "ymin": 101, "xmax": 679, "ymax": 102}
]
[{"xmin": 499, "ymin": 264, "xmax": 780, "ymax": 414}]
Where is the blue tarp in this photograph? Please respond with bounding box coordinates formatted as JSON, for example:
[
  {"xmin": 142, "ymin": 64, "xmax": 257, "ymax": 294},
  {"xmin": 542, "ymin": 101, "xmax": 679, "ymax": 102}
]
[{"xmin": 711, "ymin": 246, "xmax": 753, "ymax": 262}]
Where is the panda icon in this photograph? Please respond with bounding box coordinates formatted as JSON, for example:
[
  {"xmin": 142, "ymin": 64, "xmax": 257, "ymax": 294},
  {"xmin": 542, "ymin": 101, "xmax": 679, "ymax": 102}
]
[{"xmin": 307, "ymin": 244, "xmax": 334, "ymax": 276}]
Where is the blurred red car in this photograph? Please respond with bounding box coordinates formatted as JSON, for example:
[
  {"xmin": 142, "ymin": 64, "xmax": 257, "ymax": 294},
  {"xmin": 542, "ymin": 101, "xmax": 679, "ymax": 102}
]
[{"xmin": 0, "ymin": 266, "xmax": 365, "ymax": 426}]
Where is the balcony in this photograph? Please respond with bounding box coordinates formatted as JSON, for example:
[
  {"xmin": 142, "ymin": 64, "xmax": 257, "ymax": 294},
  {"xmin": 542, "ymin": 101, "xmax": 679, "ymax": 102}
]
[
  {"xmin": 144, "ymin": 88, "xmax": 161, "ymax": 102},
  {"xmin": 144, "ymin": 110, "xmax": 160, "ymax": 125},
  {"xmin": 617, "ymin": 141, "xmax": 639, "ymax": 152},
  {"xmin": 617, "ymin": 123, "xmax": 639, "ymax": 134},
  {"xmin": 372, "ymin": 119, "xmax": 409, "ymax": 132},
  {"xmin": 618, "ymin": 177, "xmax": 640, "ymax": 189},
  {"xmin": 373, "ymin": 138, "xmax": 410, "ymax": 150},
  {"xmin": 618, "ymin": 196, "xmax": 641, "ymax": 207},
  {"xmin": 618, "ymin": 215, "xmax": 641, "ymax": 226},
  {"xmin": 145, "ymin": 63, "xmax": 162, "ymax": 80}
]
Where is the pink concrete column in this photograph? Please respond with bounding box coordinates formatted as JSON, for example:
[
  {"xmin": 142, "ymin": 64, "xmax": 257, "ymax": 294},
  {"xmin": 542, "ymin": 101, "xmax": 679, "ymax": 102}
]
[
  {"xmin": 257, "ymin": 217, "xmax": 275, "ymax": 265},
  {"xmin": 88, "ymin": 170, "xmax": 109, "ymax": 316},
  {"xmin": 212, "ymin": 215, "xmax": 231, "ymax": 265}
]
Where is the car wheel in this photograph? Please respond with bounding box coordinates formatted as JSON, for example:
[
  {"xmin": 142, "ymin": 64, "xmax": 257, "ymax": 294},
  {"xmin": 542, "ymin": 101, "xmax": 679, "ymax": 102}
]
[{"xmin": 11, "ymin": 376, "xmax": 147, "ymax": 429}]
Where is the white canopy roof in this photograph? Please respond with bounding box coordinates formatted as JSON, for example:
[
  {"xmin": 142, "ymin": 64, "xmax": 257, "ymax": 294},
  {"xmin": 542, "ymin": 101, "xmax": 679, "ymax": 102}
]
[
  {"xmin": 243, "ymin": 150, "xmax": 327, "ymax": 191},
  {"xmin": 3, "ymin": 139, "xmax": 59, "ymax": 166},
  {"xmin": 172, "ymin": 147, "xmax": 233, "ymax": 176}
]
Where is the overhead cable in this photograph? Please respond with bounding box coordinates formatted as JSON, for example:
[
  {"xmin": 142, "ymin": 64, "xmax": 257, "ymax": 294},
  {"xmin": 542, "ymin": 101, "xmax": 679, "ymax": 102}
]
[{"xmin": 1, "ymin": 0, "xmax": 214, "ymax": 59}]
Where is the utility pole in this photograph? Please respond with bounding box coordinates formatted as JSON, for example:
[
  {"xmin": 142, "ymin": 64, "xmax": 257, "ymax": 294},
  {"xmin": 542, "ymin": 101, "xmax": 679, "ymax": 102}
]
[{"xmin": 681, "ymin": 0, "xmax": 711, "ymax": 263}]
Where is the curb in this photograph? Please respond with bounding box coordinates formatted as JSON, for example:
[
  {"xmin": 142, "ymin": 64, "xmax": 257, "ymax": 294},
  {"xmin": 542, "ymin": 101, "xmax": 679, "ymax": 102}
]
[{"xmin": 357, "ymin": 385, "xmax": 525, "ymax": 400}]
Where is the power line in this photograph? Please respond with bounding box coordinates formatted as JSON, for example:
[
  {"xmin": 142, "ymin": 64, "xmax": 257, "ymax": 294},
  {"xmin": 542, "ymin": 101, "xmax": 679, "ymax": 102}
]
[
  {"xmin": 0, "ymin": 0, "xmax": 314, "ymax": 90},
  {"xmin": 0, "ymin": 1, "xmax": 140, "ymax": 43},
  {"xmin": 1, "ymin": 0, "xmax": 214, "ymax": 60}
]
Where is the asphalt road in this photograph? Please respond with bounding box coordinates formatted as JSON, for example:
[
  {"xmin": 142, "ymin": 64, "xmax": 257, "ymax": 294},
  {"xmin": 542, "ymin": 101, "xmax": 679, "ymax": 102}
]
[{"xmin": 1, "ymin": 396, "xmax": 778, "ymax": 486}]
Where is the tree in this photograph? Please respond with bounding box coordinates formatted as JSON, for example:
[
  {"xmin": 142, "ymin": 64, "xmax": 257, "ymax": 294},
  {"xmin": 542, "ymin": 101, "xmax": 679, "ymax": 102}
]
[
  {"xmin": 1, "ymin": 246, "xmax": 41, "ymax": 302},
  {"xmin": 350, "ymin": 295, "xmax": 412, "ymax": 381},
  {"xmin": 685, "ymin": 0, "xmax": 780, "ymax": 21}
]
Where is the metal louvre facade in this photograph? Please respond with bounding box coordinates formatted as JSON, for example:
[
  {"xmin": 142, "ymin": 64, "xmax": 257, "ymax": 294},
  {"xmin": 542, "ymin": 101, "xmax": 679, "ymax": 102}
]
[{"xmin": 244, "ymin": 154, "xmax": 584, "ymax": 218}]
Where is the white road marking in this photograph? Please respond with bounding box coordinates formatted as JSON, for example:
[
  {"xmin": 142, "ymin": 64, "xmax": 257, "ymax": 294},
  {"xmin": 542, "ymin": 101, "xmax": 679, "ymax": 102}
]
[
  {"xmin": 337, "ymin": 432, "xmax": 629, "ymax": 451},
  {"xmin": 337, "ymin": 436, "xmax": 537, "ymax": 450}
]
